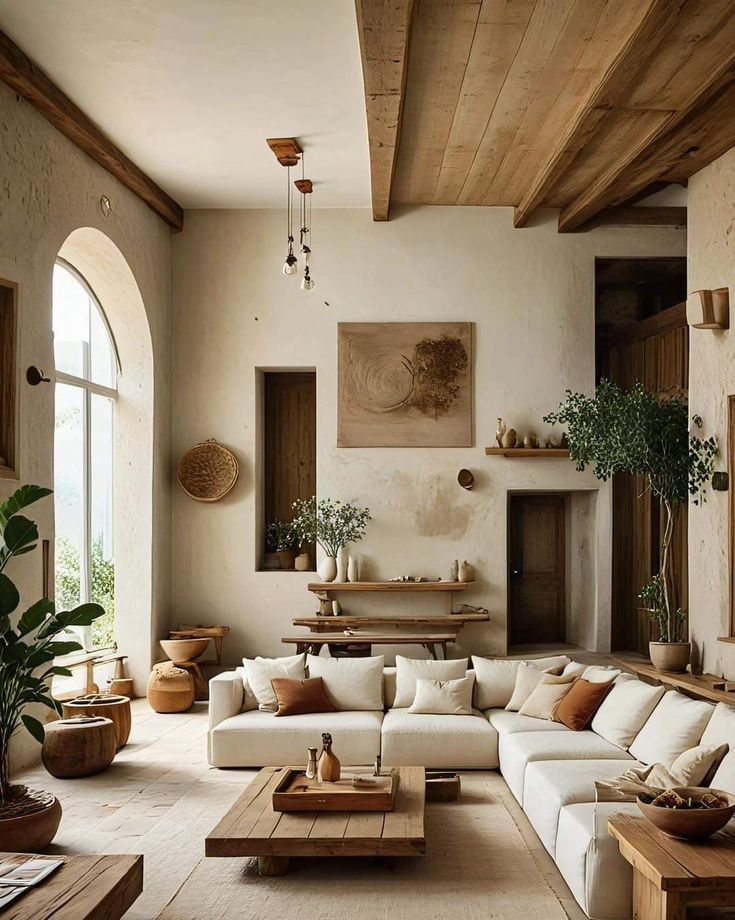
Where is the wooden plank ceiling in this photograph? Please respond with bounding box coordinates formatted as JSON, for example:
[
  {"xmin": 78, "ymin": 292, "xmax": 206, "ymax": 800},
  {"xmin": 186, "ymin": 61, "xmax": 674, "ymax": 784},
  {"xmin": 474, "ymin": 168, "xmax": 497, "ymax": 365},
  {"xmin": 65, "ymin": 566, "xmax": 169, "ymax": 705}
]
[{"xmin": 357, "ymin": 0, "xmax": 735, "ymax": 229}]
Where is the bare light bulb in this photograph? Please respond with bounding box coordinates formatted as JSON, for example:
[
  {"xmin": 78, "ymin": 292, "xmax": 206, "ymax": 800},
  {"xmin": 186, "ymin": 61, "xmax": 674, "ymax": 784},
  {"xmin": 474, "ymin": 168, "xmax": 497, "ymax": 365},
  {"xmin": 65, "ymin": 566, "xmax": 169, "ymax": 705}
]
[
  {"xmin": 301, "ymin": 273, "xmax": 316, "ymax": 292},
  {"xmin": 282, "ymin": 254, "xmax": 298, "ymax": 275}
]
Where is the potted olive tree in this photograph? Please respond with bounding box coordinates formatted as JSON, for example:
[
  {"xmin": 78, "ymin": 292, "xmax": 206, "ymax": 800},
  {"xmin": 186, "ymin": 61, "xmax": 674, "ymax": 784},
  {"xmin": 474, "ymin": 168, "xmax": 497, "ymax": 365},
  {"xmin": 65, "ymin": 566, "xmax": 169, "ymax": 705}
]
[
  {"xmin": 545, "ymin": 380, "xmax": 716, "ymax": 672},
  {"xmin": 0, "ymin": 485, "xmax": 105, "ymax": 851}
]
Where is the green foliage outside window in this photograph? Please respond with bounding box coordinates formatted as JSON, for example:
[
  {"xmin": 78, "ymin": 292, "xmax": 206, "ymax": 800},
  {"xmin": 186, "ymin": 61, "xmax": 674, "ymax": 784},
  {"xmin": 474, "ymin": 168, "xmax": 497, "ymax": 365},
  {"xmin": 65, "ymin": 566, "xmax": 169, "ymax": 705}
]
[{"xmin": 55, "ymin": 536, "xmax": 115, "ymax": 648}]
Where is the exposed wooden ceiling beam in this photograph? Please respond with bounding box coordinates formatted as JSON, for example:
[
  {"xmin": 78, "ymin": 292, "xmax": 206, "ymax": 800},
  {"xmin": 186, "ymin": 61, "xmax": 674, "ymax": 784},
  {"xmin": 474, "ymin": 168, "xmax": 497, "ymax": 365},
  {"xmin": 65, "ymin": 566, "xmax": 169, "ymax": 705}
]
[
  {"xmin": 355, "ymin": 0, "xmax": 414, "ymax": 221},
  {"xmin": 513, "ymin": 0, "xmax": 683, "ymax": 229},
  {"xmin": 573, "ymin": 206, "xmax": 687, "ymax": 232},
  {"xmin": 0, "ymin": 29, "xmax": 183, "ymax": 231}
]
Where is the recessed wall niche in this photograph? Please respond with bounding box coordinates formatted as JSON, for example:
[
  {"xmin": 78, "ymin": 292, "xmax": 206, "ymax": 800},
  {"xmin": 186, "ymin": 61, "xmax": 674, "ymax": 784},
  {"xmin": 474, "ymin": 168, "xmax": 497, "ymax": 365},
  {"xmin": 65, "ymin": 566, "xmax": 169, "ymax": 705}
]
[{"xmin": 0, "ymin": 279, "xmax": 18, "ymax": 479}]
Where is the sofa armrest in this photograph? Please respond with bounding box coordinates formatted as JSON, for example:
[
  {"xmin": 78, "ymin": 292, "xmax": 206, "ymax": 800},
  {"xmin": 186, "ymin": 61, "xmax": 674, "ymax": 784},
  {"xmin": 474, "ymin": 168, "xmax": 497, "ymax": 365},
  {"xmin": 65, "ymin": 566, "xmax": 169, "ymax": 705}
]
[{"xmin": 209, "ymin": 670, "xmax": 244, "ymax": 730}]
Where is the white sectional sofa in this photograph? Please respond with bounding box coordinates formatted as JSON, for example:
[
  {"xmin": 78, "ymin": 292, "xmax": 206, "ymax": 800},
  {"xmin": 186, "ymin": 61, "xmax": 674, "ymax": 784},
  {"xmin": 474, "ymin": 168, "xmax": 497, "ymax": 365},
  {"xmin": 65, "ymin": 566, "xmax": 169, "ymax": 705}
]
[{"xmin": 208, "ymin": 661, "xmax": 735, "ymax": 920}]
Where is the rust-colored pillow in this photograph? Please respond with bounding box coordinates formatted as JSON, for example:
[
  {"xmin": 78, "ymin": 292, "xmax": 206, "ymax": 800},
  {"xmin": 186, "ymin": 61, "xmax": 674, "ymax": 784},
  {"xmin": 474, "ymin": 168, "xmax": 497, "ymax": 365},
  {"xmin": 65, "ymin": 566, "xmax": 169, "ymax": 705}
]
[
  {"xmin": 271, "ymin": 677, "xmax": 337, "ymax": 717},
  {"xmin": 554, "ymin": 677, "xmax": 616, "ymax": 731}
]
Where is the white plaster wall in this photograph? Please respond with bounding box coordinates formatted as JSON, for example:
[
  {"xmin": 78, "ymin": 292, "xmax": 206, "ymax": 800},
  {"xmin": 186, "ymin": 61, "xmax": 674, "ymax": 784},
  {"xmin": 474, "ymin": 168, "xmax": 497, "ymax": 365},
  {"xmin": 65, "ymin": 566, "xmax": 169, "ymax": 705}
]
[
  {"xmin": 0, "ymin": 83, "xmax": 172, "ymax": 768},
  {"xmin": 688, "ymin": 148, "xmax": 735, "ymax": 677},
  {"xmin": 171, "ymin": 207, "xmax": 685, "ymax": 664}
]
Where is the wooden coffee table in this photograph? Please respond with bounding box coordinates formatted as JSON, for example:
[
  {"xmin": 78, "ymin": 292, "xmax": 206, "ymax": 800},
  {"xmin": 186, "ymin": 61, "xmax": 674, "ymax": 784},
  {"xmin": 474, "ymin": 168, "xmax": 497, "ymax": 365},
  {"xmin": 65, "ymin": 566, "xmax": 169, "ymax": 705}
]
[
  {"xmin": 609, "ymin": 812, "xmax": 735, "ymax": 919},
  {"xmin": 206, "ymin": 765, "xmax": 426, "ymax": 875}
]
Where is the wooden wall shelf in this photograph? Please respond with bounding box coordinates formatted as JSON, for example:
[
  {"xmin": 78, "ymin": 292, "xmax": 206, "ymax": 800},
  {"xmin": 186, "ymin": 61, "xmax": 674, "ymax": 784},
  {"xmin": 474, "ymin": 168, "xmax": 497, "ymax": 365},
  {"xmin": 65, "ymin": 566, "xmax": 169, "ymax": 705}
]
[
  {"xmin": 293, "ymin": 613, "xmax": 488, "ymax": 631},
  {"xmin": 484, "ymin": 448, "xmax": 570, "ymax": 457},
  {"xmin": 307, "ymin": 581, "xmax": 468, "ymax": 594},
  {"xmin": 613, "ymin": 656, "xmax": 735, "ymax": 705}
]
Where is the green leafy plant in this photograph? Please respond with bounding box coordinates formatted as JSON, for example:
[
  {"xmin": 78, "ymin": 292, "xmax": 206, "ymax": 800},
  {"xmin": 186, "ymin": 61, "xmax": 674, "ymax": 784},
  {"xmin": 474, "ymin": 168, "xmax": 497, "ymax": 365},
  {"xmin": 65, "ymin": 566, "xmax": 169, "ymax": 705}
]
[
  {"xmin": 545, "ymin": 379, "xmax": 717, "ymax": 644},
  {"xmin": 0, "ymin": 486, "xmax": 105, "ymax": 805},
  {"xmin": 639, "ymin": 574, "xmax": 685, "ymax": 643},
  {"xmin": 265, "ymin": 520, "xmax": 299, "ymax": 553},
  {"xmin": 291, "ymin": 496, "xmax": 371, "ymax": 558}
]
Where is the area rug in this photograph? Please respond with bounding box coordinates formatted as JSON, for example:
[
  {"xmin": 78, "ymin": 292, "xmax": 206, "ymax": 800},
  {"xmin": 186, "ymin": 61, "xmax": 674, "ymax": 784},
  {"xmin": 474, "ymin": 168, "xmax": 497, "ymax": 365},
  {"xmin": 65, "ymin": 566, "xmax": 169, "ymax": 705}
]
[{"xmin": 158, "ymin": 773, "xmax": 569, "ymax": 920}]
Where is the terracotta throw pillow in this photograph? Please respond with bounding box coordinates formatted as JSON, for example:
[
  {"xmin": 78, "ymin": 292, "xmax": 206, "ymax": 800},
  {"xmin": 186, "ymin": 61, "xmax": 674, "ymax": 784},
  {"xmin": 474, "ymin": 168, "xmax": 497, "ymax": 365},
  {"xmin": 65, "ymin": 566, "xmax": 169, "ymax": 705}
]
[
  {"xmin": 555, "ymin": 677, "xmax": 615, "ymax": 731},
  {"xmin": 271, "ymin": 677, "xmax": 337, "ymax": 717}
]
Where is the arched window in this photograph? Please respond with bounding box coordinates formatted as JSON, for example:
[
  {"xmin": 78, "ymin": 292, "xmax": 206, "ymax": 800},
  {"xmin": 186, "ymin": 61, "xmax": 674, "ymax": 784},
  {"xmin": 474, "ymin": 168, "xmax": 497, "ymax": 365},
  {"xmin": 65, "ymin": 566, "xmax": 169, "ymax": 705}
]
[{"xmin": 53, "ymin": 259, "xmax": 119, "ymax": 650}]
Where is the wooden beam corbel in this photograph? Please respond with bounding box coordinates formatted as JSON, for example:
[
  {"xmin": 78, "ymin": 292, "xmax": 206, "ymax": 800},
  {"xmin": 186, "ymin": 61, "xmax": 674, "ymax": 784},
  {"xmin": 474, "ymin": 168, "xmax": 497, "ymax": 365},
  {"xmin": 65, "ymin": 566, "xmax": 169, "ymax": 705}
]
[
  {"xmin": 0, "ymin": 29, "xmax": 183, "ymax": 231},
  {"xmin": 572, "ymin": 206, "xmax": 687, "ymax": 232}
]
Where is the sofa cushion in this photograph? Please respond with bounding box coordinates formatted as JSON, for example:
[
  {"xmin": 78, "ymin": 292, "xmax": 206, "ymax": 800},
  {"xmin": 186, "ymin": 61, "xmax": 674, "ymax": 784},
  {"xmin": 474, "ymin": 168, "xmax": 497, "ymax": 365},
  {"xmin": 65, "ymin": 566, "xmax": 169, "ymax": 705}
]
[
  {"xmin": 523, "ymin": 759, "xmax": 643, "ymax": 858},
  {"xmin": 307, "ymin": 654, "xmax": 384, "ymax": 711},
  {"xmin": 703, "ymin": 703, "xmax": 735, "ymax": 794},
  {"xmin": 555, "ymin": 801, "xmax": 638, "ymax": 920},
  {"xmin": 384, "ymin": 667, "xmax": 397, "ymax": 708},
  {"xmin": 409, "ymin": 675, "xmax": 474, "ymax": 715},
  {"xmin": 499, "ymin": 730, "xmax": 632, "ymax": 804},
  {"xmin": 472, "ymin": 654, "xmax": 571, "ymax": 709},
  {"xmin": 486, "ymin": 709, "xmax": 570, "ymax": 736},
  {"xmin": 506, "ymin": 662, "xmax": 559, "ymax": 712},
  {"xmin": 518, "ymin": 673, "xmax": 576, "ymax": 720},
  {"xmin": 555, "ymin": 678, "xmax": 615, "ymax": 731},
  {"xmin": 208, "ymin": 709, "xmax": 382, "ymax": 768},
  {"xmin": 381, "ymin": 708, "xmax": 498, "ymax": 769},
  {"xmin": 271, "ymin": 677, "xmax": 336, "ymax": 717},
  {"xmin": 394, "ymin": 656, "xmax": 468, "ymax": 708},
  {"xmin": 628, "ymin": 691, "xmax": 714, "ymax": 768},
  {"xmin": 590, "ymin": 678, "xmax": 665, "ymax": 750},
  {"xmin": 242, "ymin": 654, "xmax": 306, "ymax": 712}
]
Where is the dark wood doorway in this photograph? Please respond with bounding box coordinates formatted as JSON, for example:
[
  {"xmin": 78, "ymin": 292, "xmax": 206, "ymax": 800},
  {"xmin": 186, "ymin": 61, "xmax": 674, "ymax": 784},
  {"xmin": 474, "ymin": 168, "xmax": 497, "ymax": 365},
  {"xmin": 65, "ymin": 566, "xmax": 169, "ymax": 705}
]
[{"xmin": 508, "ymin": 495, "xmax": 566, "ymax": 646}]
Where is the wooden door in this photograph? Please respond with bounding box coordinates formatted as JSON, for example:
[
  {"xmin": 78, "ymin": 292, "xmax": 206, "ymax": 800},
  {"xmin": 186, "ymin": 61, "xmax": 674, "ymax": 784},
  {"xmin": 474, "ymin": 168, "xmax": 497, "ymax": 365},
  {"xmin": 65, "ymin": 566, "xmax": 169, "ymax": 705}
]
[{"xmin": 509, "ymin": 495, "xmax": 565, "ymax": 645}]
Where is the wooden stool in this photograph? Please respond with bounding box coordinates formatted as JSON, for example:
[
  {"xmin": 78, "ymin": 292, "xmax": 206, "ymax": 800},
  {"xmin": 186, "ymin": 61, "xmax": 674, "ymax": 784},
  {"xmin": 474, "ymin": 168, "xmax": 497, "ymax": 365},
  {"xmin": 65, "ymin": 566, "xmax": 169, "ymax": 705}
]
[
  {"xmin": 147, "ymin": 662, "xmax": 195, "ymax": 713},
  {"xmin": 175, "ymin": 660, "xmax": 208, "ymax": 701},
  {"xmin": 42, "ymin": 716, "xmax": 116, "ymax": 778},
  {"xmin": 62, "ymin": 694, "xmax": 132, "ymax": 750}
]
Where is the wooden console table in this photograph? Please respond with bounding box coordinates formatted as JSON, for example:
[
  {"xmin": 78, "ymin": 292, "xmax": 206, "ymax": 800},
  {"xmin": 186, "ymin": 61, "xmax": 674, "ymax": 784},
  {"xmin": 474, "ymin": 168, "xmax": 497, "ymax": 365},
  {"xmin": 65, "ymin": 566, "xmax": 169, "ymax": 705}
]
[
  {"xmin": 282, "ymin": 632, "xmax": 457, "ymax": 660},
  {"xmin": 1, "ymin": 853, "xmax": 142, "ymax": 919},
  {"xmin": 293, "ymin": 613, "xmax": 488, "ymax": 631},
  {"xmin": 609, "ymin": 813, "xmax": 735, "ymax": 920}
]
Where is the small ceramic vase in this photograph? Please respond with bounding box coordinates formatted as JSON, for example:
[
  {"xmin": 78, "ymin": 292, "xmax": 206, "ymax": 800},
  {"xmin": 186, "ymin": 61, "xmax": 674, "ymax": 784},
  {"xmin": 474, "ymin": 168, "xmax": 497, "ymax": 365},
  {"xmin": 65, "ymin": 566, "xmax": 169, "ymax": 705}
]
[
  {"xmin": 501, "ymin": 428, "xmax": 517, "ymax": 449},
  {"xmin": 318, "ymin": 555, "xmax": 337, "ymax": 582},
  {"xmin": 331, "ymin": 600, "xmax": 342, "ymax": 616},
  {"xmin": 459, "ymin": 560, "xmax": 475, "ymax": 582},
  {"xmin": 295, "ymin": 553, "xmax": 311, "ymax": 572},
  {"xmin": 523, "ymin": 435, "xmax": 537, "ymax": 449},
  {"xmin": 547, "ymin": 433, "xmax": 560, "ymax": 448},
  {"xmin": 347, "ymin": 554, "xmax": 359, "ymax": 583},
  {"xmin": 537, "ymin": 437, "xmax": 548, "ymax": 449},
  {"xmin": 450, "ymin": 559, "xmax": 459, "ymax": 582},
  {"xmin": 496, "ymin": 418, "xmax": 507, "ymax": 447},
  {"xmin": 335, "ymin": 546, "xmax": 349, "ymax": 582},
  {"xmin": 305, "ymin": 747, "xmax": 318, "ymax": 779},
  {"xmin": 317, "ymin": 733, "xmax": 341, "ymax": 783}
]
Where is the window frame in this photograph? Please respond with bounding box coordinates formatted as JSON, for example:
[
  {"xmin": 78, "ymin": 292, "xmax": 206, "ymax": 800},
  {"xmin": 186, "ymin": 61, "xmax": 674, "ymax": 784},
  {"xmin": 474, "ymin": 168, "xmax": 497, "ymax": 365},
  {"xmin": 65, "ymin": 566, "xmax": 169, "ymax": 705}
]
[{"xmin": 53, "ymin": 258, "xmax": 119, "ymax": 649}]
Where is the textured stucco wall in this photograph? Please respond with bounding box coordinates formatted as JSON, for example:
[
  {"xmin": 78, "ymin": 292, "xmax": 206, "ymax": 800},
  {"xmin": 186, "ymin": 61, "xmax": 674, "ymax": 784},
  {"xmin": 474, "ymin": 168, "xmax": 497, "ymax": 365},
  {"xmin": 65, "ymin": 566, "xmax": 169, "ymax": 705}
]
[
  {"xmin": 171, "ymin": 207, "xmax": 685, "ymax": 664},
  {"xmin": 688, "ymin": 148, "xmax": 735, "ymax": 677},
  {"xmin": 0, "ymin": 82, "xmax": 172, "ymax": 769}
]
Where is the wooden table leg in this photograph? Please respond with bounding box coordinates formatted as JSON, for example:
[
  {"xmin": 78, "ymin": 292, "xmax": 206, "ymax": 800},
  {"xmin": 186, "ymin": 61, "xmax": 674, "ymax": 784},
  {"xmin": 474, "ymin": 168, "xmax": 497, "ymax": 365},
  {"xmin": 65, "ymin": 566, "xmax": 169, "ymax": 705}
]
[
  {"xmin": 633, "ymin": 871, "xmax": 686, "ymax": 920},
  {"xmin": 423, "ymin": 643, "xmax": 438, "ymax": 661},
  {"xmin": 441, "ymin": 641, "xmax": 448, "ymax": 659},
  {"xmin": 258, "ymin": 856, "xmax": 289, "ymax": 876}
]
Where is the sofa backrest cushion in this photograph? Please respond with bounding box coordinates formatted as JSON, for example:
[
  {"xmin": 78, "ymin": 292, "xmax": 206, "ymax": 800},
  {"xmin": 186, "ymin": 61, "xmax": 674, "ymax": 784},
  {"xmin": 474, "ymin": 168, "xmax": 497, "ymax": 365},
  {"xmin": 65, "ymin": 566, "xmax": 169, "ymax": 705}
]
[
  {"xmin": 242, "ymin": 654, "xmax": 306, "ymax": 712},
  {"xmin": 698, "ymin": 702, "xmax": 735, "ymax": 794},
  {"xmin": 384, "ymin": 667, "xmax": 397, "ymax": 708},
  {"xmin": 628, "ymin": 691, "xmax": 715, "ymax": 768},
  {"xmin": 590, "ymin": 679, "xmax": 665, "ymax": 750},
  {"xmin": 307, "ymin": 654, "xmax": 384, "ymax": 711},
  {"xmin": 472, "ymin": 654, "xmax": 571, "ymax": 709},
  {"xmin": 394, "ymin": 656, "xmax": 468, "ymax": 708},
  {"xmin": 408, "ymin": 675, "xmax": 475, "ymax": 715},
  {"xmin": 562, "ymin": 661, "xmax": 622, "ymax": 683}
]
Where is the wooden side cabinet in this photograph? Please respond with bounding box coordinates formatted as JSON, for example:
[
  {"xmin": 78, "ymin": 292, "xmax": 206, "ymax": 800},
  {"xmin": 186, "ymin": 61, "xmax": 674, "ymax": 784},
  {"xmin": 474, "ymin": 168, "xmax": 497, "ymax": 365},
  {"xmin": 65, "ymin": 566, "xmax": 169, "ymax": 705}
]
[{"xmin": 0, "ymin": 278, "xmax": 18, "ymax": 479}]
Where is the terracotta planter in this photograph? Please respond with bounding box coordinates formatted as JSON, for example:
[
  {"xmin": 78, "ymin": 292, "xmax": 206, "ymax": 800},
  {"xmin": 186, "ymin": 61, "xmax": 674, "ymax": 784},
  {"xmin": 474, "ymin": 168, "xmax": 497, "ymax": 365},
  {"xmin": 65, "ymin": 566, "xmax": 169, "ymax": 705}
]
[
  {"xmin": 276, "ymin": 549, "xmax": 296, "ymax": 571},
  {"xmin": 649, "ymin": 641, "xmax": 690, "ymax": 673},
  {"xmin": 0, "ymin": 788, "xmax": 62, "ymax": 852}
]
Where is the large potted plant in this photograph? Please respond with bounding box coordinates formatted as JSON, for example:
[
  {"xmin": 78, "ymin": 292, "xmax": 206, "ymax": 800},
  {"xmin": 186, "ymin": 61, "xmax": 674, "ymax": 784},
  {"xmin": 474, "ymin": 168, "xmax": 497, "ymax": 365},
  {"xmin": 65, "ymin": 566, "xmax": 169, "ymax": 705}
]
[
  {"xmin": 0, "ymin": 485, "xmax": 105, "ymax": 851},
  {"xmin": 545, "ymin": 380, "xmax": 716, "ymax": 672},
  {"xmin": 291, "ymin": 496, "xmax": 371, "ymax": 582}
]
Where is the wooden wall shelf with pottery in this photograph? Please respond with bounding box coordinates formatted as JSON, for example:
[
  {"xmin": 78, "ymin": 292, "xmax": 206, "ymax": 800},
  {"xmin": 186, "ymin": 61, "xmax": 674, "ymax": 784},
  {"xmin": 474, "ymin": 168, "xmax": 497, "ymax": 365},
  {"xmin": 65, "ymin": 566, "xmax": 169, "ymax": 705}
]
[
  {"xmin": 484, "ymin": 447, "xmax": 571, "ymax": 457},
  {"xmin": 307, "ymin": 581, "xmax": 467, "ymax": 593}
]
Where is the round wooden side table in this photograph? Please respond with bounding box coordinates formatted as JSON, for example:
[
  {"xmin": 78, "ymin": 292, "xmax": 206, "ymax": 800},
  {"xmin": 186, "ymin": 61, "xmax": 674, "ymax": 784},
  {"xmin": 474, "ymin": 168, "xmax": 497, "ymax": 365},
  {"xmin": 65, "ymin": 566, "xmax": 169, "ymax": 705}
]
[
  {"xmin": 62, "ymin": 694, "xmax": 132, "ymax": 750},
  {"xmin": 42, "ymin": 716, "xmax": 117, "ymax": 778}
]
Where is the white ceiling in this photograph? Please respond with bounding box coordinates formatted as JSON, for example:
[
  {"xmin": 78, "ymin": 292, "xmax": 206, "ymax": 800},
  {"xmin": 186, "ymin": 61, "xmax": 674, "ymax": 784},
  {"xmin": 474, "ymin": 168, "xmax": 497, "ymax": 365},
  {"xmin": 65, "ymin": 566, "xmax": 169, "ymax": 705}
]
[{"xmin": 0, "ymin": 0, "xmax": 371, "ymax": 208}]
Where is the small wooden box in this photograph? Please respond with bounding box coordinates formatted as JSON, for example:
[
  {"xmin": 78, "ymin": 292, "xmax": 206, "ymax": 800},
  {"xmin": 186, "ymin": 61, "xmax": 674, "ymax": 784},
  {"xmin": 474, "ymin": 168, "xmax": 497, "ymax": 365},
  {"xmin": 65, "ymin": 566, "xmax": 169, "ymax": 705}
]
[
  {"xmin": 272, "ymin": 769, "xmax": 397, "ymax": 812},
  {"xmin": 426, "ymin": 771, "xmax": 461, "ymax": 801}
]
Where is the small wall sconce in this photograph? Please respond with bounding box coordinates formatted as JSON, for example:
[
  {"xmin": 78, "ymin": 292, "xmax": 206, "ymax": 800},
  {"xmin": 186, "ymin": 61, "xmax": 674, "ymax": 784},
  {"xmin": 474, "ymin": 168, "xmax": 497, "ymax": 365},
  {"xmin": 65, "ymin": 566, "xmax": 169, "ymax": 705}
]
[
  {"xmin": 26, "ymin": 366, "xmax": 50, "ymax": 385},
  {"xmin": 457, "ymin": 469, "xmax": 474, "ymax": 490},
  {"xmin": 687, "ymin": 288, "xmax": 729, "ymax": 330},
  {"xmin": 712, "ymin": 471, "xmax": 729, "ymax": 491}
]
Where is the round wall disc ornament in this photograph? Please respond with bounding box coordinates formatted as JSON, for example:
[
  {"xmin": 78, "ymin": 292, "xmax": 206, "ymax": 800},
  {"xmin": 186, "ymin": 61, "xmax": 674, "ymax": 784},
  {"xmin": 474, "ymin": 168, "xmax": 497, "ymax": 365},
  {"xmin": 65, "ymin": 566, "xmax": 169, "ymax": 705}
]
[{"xmin": 176, "ymin": 439, "xmax": 239, "ymax": 502}]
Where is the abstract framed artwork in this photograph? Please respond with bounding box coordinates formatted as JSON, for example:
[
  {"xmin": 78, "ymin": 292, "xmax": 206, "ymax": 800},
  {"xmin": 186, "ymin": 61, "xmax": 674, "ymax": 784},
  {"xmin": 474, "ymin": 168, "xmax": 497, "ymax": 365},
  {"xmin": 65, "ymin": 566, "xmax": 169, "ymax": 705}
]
[{"xmin": 338, "ymin": 322, "xmax": 473, "ymax": 447}]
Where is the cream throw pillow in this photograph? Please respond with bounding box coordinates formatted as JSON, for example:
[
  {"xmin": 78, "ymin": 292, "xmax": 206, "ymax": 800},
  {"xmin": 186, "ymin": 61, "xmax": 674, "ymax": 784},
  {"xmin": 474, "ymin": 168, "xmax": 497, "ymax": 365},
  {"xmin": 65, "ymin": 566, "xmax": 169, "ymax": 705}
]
[
  {"xmin": 306, "ymin": 654, "xmax": 384, "ymax": 711},
  {"xmin": 394, "ymin": 656, "xmax": 468, "ymax": 708},
  {"xmin": 408, "ymin": 676, "xmax": 475, "ymax": 715},
  {"xmin": 519, "ymin": 674, "xmax": 577, "ymax": 720},
  {"xmin": 624, "ymin": 743, "xmax": 729, "ymax": 789},
  {"xmin": 472, "ymin": 654, "xmax": 570, "ymax": 709},
  {"xmin": 505, "ymin": 662, "xmax": 558, "ymax": 712},
  {"xmin": 242, "ymin": 654, "xmax": 306, "ymax": 712}
]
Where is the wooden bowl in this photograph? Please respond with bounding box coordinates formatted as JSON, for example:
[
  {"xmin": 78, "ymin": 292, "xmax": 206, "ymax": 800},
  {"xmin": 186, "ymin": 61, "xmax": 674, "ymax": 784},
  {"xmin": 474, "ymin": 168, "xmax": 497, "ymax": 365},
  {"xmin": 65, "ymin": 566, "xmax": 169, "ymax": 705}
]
[
  {"xmin": 637, "ymin": 787, "xmax": 735, "ymax": 839},
  {"xmin": 159, "ymin": 638, "xmax": 209, "ymax": 662}
]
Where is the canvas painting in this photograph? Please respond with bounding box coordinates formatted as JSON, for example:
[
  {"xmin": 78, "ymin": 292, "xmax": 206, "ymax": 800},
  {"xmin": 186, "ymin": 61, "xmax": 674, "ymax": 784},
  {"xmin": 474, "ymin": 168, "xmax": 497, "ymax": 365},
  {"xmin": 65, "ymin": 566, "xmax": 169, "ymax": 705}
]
[{"xmin": 338, "ymin": 322, "xmax": 473, "ymax": 447}]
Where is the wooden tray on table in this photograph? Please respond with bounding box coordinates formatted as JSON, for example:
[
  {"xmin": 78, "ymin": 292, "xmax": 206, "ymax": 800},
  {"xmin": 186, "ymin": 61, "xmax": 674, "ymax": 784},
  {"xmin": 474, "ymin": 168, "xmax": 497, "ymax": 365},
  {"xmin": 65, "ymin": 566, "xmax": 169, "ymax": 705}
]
[{"xmin": 272, "ymin": 768, "xmax": 398, "ymax": 812}]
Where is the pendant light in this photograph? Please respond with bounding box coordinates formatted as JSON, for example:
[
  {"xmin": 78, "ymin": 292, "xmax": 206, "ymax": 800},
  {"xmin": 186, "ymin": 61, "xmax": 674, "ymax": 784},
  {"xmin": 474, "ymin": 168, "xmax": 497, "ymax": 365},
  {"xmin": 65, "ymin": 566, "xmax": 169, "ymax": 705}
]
[
  {"xmin": 282, "ymin": 164, "xmax": 298, "ymax": 275},
  {"xmin": 295, "ymin": 167, "xmax": 315, "ymax": 292}
]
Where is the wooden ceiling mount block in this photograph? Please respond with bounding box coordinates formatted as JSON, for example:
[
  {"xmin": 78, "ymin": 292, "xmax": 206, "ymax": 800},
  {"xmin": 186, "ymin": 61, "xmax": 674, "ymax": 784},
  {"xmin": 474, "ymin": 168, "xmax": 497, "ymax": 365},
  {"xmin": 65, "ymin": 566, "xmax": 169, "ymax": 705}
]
[
  {"xmin": 266, "ymin": 137, "xmax": 303, "ymax": 167},
  {"xmin": 294, "ymin": 178, "xmax": 313, "ymax": 193},
  {"xmin": 687, "ymin": 288, "xmax": 730, "ymax": 330}
]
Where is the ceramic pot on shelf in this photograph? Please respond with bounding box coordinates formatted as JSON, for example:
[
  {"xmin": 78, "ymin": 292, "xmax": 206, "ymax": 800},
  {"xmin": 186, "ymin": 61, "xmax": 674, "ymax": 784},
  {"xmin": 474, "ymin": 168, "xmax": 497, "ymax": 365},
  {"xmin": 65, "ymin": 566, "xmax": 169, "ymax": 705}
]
[
  {"xmin": 347, "ymin": 554, "xmax": 359, "ymax": 583},
  {"xmin": 501, "ymin": 428, "xmax": 517, "ymax": 449},
  {"xmin": 294, "ymin": 553, "xmax": 311, "ymax": 572},
  {"xmin": 335, "ymin": 546, "xmax": 349, "ymax": 582},
  {"xmin": 317, "ymin": 555, "xmax": 337, "ymax": 583},
  {"xmin": 649, "ymin": 641, "xmax": 690, "ymax": 673},
  {"xmin": 276, "ymin": 549, "xmax": 296, "ymax": 571}
]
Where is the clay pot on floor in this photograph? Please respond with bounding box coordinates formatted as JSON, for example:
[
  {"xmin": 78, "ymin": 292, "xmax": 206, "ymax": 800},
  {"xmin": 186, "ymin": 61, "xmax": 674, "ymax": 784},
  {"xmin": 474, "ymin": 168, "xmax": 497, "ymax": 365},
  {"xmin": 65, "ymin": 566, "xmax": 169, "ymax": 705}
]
[
  {"xmin": 42, "ymin": 716, "xmax": 117, "ymax": 778},
  {"xmin": 62, "ymin": 694, "xmax": 132, "ymax": 750},
  {"xmin": 0, "ymin": 787, "xmax": 62, "ymax": 852},
  {"xmin": 649, "ymin": 641, "xmax": 691, "ymax": 673},
  {"xmin": 147, "ymin": 662, "xmax": 195, "ymax": 713}
]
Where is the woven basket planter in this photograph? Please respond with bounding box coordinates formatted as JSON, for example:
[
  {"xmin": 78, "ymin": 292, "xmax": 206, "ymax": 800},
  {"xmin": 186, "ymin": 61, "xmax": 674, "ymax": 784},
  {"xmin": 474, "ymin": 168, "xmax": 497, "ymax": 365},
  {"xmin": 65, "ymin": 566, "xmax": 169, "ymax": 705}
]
[{"xmin": 176, "ymin": 439, "xmax": 238, "ymax": 502}]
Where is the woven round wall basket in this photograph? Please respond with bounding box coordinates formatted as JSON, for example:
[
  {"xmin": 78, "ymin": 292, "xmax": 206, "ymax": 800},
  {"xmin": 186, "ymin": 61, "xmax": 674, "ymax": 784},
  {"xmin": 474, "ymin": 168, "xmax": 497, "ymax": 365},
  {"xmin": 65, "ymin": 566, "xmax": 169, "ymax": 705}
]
[{"xmin": 177, "ymin": 439, "xmax": 239, "ymax": 502}]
